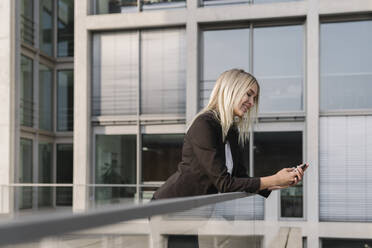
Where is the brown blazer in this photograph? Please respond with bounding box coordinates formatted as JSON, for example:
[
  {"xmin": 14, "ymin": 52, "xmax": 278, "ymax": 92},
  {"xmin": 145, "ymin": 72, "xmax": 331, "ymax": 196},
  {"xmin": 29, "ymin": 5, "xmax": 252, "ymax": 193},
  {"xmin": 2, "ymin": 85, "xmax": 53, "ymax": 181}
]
[{"xmin": 153, "ymin": 111, "xmax": 271, "ymax": 200}]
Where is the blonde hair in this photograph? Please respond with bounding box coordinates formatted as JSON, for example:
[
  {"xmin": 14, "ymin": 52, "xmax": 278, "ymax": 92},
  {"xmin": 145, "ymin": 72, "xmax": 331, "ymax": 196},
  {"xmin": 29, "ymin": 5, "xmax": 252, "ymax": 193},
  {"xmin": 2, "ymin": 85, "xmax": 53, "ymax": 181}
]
[{"xmin": 190, "ymin": 69, "xmax": 260, "ymax": 146}]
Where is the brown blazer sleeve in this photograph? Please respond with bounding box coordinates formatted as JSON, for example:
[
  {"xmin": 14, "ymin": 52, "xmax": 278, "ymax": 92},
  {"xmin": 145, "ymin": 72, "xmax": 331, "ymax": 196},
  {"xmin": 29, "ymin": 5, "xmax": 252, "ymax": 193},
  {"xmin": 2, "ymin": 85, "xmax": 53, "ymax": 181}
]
[{"xmin": 188, "ymin": 115, "xmax": 261, "ymax": 193}]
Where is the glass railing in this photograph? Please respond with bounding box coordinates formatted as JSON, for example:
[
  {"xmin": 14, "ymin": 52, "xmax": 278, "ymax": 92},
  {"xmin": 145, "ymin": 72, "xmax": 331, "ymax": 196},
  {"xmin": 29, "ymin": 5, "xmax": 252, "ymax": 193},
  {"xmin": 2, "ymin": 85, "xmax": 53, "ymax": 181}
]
[
  {"xmin": 0, "ymin": 185, "xmax": 270, "ymax": 248},
  {"xmin": 202, "ymin": 0, "xmax": 302, "ymax": 7}
]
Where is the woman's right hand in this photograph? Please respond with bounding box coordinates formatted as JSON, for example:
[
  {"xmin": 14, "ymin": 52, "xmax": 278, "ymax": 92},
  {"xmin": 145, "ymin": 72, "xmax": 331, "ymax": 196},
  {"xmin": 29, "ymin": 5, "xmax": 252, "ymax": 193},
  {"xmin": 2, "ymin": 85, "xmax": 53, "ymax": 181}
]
[{"xmin": 274, "ymin": 168, "xmax": 297, "ymax": 187}]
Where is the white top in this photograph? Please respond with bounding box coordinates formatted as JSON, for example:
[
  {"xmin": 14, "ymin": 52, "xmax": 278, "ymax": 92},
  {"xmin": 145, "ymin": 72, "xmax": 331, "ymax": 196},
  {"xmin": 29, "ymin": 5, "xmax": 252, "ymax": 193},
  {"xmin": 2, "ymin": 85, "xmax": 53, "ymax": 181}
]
[{"xmin": 225, "ymin": 141, "xmax": 234, "ymax": 174}]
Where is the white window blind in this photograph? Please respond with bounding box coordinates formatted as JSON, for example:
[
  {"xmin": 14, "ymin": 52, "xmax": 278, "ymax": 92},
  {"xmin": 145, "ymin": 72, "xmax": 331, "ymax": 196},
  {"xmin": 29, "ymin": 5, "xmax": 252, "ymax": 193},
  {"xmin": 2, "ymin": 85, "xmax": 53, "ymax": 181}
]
[{"xmin": 320, "ymin": 116, "xmax": 372, "ymax": 222}]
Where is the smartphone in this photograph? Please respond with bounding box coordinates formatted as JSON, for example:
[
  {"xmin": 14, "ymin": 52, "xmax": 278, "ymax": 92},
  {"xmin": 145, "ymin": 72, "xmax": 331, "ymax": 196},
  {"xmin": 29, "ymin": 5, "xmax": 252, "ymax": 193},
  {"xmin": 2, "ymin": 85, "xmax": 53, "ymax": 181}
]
[{"xmin": 298, "ymin": 163, "xmax": 308, "ymax": 170}]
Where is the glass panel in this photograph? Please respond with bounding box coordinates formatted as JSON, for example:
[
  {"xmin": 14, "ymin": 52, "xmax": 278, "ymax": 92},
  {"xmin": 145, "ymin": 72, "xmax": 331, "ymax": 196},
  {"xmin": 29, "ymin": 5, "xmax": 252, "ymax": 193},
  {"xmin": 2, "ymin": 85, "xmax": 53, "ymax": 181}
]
[
  {"xmin": 95, "ymin": 0, "xmax": 138, "ymax": 14},
  {"xmin": 38, "ymin": 142, "xmax": 54, "ymax": 208},
  {"xmin": 142, "ymin": 0, "xmax": 186, "ymax": 10},
  {"xmin": 20, "ymin": 55, "xmax": 34, "ymax": 127},
  {"xmin": 58, "ymin": 0, "xmax": 74, "ymax": 57},
  {"xmin": 95, "ymin": 135, "xmax": 136, "ymax": 184},
  {"xmin": 320, "ymin": 21, "xmax": 372, "ymax": 111},
  {"xmin": 253, "ymin": 131, "xmax": 303, "ymax": 218},
  {"xmin": 21, "ymin": 0, "xmax": 34, "ymax": 45},
  {"xmin": 201, "ymin": 28, "xmax": 250, "ymax": 109},
  {"xmin": 253, "ymin": 25, "xmax": 303, "ymax": 113},
  {"xmin": 142, "ymin": 134, "xmax": 184, "ymax": 182},
  {"xmin": 254, "ymin": 0, "xmax": 302, "ymax": 3},
  {"xmin": 19, "ymin": 138, "xmax": 33, "ymax": 209},
  {"xmin": 39, "ymin": 0, "xmax": 53, "ymax": 56},
  {"xmin": 39, "ymin": 64, "xmax": 53, "ymax": 131},
  {"xmin": 92, "ymin": 32, "xmax": 138, "ymax": 116},
  {"xmin": 141, "ymin": 29, "xmax": 186, "ymax": 115},
  {"xmin": 322, "ymin": 238, "xmax": 372, "ymax": 248},
  {"xmin": 57, "ymin": 144, "xmax": 73, "ymax": 206},
  {"xmin": 319, "ymin": 116, "xmax": 372, "ymax": 222},
  {"xmin": 57, "ymin": 70, "xmax": 73, "ymax": 131}
]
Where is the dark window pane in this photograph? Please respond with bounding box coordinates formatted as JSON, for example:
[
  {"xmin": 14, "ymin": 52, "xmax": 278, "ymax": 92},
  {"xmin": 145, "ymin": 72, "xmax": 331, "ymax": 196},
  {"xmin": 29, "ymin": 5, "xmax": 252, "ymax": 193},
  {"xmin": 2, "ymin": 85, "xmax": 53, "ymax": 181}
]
[
  {"xmin": 320, "ymin": 21, "xmax": 372, "ymax": 111},
  {"xmin": 95, "ymin": 135, "xmax": 137, "ymax": 184},
  {"xmin": 58, "ymin": 0, "xmax": 74, "ymax": 57},
  {"xmin": 39, "ymin": 0, "xmax": 53, "ymax": 56},
  {"xmin": 18, "ymin": 138, "xmax": 33, "ymax": 210},
  {"xmin": 142, "ymin": 134, "xmax": 183, "ymax": 182},
  {"xmin": 168, "ymin": 235, "xmax": 199, "ymax": 248},
  {"xmin": 38, "ymin": 141, "xmax": 53, "ymax": 208},
  {"xmin": 39, "ymin": 64, "xmax": 53, "ymax": 131},
  {"xmin": 57, "ymin": 144, "xmax": 73, "ymax": 206},
  {"xmin": 201, "ymin": 28, "xmax": 249, "ymax": 109},
  {"xmin": 57, "ymin": 70, "xmax": 73, "ymax": 131},
  {"xmin": 20, "ymin": 56, "xmax": 33, "ymax": 127},
  {"xmin": 254, "ymin": 131, "xmax": 303, "ymax": 218},
  {"xmin": 322, "ymin": 238, "xmax": 372, "ymax": 248},
  {"xmin": 95, "ymin": 0, "xmax": 138, "ymax": 14},
  {"xmin": 21, "ymin": 0, "xmax": 34, "ymax": 45}
]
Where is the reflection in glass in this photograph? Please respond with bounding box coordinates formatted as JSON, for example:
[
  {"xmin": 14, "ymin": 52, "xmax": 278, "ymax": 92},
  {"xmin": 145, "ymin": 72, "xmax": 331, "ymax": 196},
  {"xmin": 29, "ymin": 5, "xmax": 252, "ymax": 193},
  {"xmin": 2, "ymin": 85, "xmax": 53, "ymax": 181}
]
[
  {"xmin": 20, "ymin": 56, "xmax": 34, "ymax": 127},
  {"xmin": 39, "ymin": 0, "xmax": 53, "ymax": 56},
  {"xmin": 58, "ymin": 0, "xmax": 74, "ymax": 57},
  {"xmin": 96, "ymin": 135, "xmax": 136, "ymax": 184},
  {"xmin": 201, "ymin": 28, "xmax": 249, "ymax": 109},
  {"xmin": 95, "ymin": 0, "xmax": 138, "ymax": 14},
  {"xmin": 141, "ymin": 0, "xmax": 186, "ymax": 10},
  {"xmin": 39, "ymin": 64, "xmax": 53, "ymax": 131},
  {"xmin": 141, "ymin": 29, "xmax": 186, "ymax": 114},
  {"xmin": 320, "ymin": 21, "xmax": 372, "ymax": 111},
  {"xmin": 38, "ymin": 143, "xmax": 53, "ymax": 207},
  {"xmin": 21, "ymin": 0, "xmax": 34, "ymax": 45},
  {"xmin": 19, "ymin": 139, "xmax": 33, "ymax": 209},
  {"xmin": 253, "ymin": 25, "xmax": 303, "ymax": 112},
  {"xmin": 95, "ymin": 135, "xmax": 137, "ymax": 204},
  {"xmin": 142, "ymin": 134, "xmax": 183, "ymax": 182},
  {"xmin": 254, "ymin": 131, "xmax": 303, "ymax": 218},
  {"xmin": 57, "ymin": 144, "xmax": 73, "ymax": 206},
  {"xmin": 57, "ymin": 70, "xmax": 73, "ymax": 131},
  {"xmin": 92, "ymin": 32, "xmax": 138, "ymax": 116}
]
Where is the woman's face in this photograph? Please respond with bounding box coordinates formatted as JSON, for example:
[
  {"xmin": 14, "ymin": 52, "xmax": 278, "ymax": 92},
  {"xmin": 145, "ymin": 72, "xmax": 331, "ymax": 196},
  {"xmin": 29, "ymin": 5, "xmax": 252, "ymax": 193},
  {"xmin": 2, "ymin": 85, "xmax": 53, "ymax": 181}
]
[{"xmin": 233, "ymin": 83, "xmax": 258, "ymax": 117}]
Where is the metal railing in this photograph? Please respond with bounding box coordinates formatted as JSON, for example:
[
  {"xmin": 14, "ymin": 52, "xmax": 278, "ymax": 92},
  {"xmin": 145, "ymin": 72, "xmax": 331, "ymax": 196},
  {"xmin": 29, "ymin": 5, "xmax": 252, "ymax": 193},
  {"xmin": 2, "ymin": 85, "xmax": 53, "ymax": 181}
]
[{"xmin": 0, "ymin": 192, "xmax": 252, "ymax": 246}]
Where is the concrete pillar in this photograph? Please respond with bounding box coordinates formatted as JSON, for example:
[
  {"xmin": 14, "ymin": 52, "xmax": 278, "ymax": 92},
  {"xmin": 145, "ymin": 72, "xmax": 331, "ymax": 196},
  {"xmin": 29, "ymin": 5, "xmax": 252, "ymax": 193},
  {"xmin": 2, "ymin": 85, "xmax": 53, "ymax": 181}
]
[
  {"xmin": 73, "ymin": 0, "xmax": 90, "ymax": 212},
  {"xmin": 306, "ymin": 0, "xmax": 320, "ymax": 247},
  {"xmin": 0, "ymin": 0, "xmax": 15, "ymax": 214}
]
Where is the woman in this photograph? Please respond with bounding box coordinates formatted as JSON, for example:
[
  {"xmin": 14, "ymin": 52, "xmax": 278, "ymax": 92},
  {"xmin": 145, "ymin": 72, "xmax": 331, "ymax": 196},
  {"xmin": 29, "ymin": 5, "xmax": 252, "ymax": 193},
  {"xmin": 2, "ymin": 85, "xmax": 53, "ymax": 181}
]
[{"xmin": 153, "ymin": 69, "xmax": 307, "ymax": 200}]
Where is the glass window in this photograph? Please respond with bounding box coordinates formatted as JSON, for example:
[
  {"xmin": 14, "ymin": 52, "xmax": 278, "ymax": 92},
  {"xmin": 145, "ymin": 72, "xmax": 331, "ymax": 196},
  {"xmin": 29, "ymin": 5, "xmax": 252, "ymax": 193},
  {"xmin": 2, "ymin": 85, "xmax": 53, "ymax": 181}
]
[
  {"xmin": 18, "ymin": 138, "xmax": 33, "ymax": 210},
  {"xmin": 322, "ymin": 238, "xmax": 372, "ymax": 248},
  {"xmin": 142, "ymin": 134, "xmax": 183, "ymax": 182},
  {"xmin": 39, "ymin": 0, "xmax": 53, "ymax": 56},
  {"xmin": 57, "ymin": 144, "xmax": 73, "ymax": 206},
  {"xmin": 141, "ymin": 0, "xmax": 186, "ymax": 10},
  {"xmin": 201, "ymin": 28, "xmax": 250, "ymax": 109},
  {"xmin": 94, "ymin": 0, "xmax": 137, "ymax": 14},
  {"xmin": 21, "ymin": 0, "xmax": 34, "ymax": 45},
  {"xmin": 38, "ymin": 143, "xmax": 53, "ymax": 207},
  {"xmin": 58, "ymin": 0, "xmax": 74, "ymax": 57},
  {"xmin": 320, "ymin": 20, "xmax": 372, "ymax": 111},
  {"xmin": 319, "ymin": 116, "xmax": 372, "ymax": 222},
  {"xmin": 95, "ymin": 135, "xmax": 136, "ymax": 184},
  {"xmin": 39, "ymin": 64, "xmax": 53, "ymax": 131},
  {"xmin": 95, "ymin": 135, "xmax": 136, "ymax": 203},
  {"xmin": 253, "ymin": 25, "xmax": 303, "ymax": 113},
  {"xmin": 20, "ymin": 55, "xmax": 34, "ymax": 127},
  {"xmin": 141, "ymin": 29, "xmax": 186, "ymax": 115},
  {"xmin": 254, "ymin": 131, "xmax": 303, "ymax": 218},
  {"xmin": 57, "ymin": 70, "xmax": 73, "ymax": 131},
  {"xmin": 92, "ymin": 32, "xmax": 138, "ymax": 116}
]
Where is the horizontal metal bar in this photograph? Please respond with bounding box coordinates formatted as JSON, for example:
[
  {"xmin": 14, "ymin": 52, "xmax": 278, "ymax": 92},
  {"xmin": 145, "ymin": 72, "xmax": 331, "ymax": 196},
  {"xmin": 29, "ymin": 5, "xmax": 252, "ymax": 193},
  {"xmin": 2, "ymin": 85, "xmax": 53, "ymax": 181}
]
[{"xmin": 0, "ymin": 192, "xmax": 252, "ymax": 246}]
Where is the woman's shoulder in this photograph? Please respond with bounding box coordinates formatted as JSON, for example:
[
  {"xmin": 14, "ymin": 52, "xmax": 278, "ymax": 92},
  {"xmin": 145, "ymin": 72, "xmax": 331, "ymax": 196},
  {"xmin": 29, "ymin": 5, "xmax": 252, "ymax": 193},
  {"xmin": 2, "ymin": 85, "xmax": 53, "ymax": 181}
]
[
  {"xmin": 192, "ymin": 110, "xmax": 220, "ymax": 128},
  {"xmin": 187, "ymin": 110, "xmax": 221, "ymax": 139}
]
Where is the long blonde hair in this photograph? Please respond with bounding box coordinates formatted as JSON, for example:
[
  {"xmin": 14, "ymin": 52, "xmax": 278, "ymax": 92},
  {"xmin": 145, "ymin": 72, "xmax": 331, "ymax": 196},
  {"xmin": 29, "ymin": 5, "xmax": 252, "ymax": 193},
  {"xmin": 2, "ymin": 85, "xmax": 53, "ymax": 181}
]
[{"xmin": 190, "ymin": 69, "xmax": 260, "ymax": 145}]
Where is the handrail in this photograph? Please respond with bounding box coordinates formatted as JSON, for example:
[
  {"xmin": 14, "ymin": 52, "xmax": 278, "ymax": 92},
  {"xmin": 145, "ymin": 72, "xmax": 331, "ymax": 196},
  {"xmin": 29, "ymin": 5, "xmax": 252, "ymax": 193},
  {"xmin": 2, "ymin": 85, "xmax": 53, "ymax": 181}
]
[{"xmin": 0, "ymin": 192, "xmax": 252, "ymax": 246}]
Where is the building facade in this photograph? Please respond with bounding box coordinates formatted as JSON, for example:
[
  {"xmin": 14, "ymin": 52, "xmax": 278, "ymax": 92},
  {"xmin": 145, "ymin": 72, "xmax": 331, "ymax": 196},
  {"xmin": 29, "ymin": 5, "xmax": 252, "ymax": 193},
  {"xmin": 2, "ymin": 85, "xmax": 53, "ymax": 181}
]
[{"xmin": 0, "ymin": 0, "xmax": 372, "ymax": 247}]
